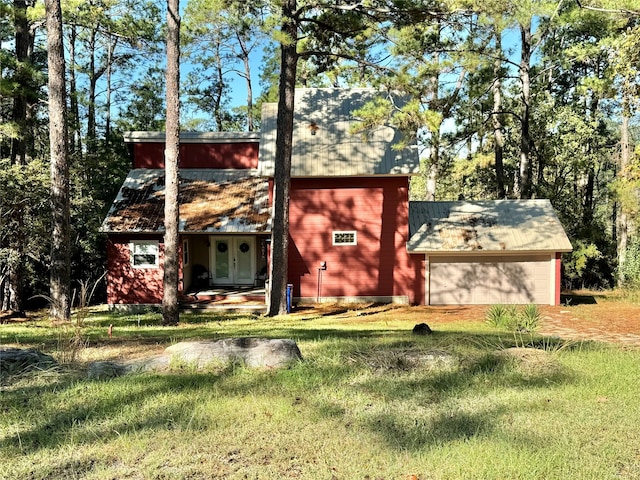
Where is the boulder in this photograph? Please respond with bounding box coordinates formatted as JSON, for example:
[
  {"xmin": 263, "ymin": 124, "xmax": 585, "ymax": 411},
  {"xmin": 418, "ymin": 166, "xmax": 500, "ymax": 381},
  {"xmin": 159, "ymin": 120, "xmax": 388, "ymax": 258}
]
[
  {"xmin": 412, "ymin": 323, "xmax": 433, "ymax": 335},
  {"xmin": 165, "ymin": 338, "xmax": 303, "ymax": 369},
  {"xmin": 87, "ymin": 355, "xmax": 172, "ymax": 379},
  {"xmin": 0, "ymin": 347, "xmax": 57, "ymax": 375},
  {"xmin": 87, "ymin": 338, "xmax": 303, "ymax": 378},
  {"xmin": 87, "ymin": 361, "xmax": 128, "ymax": 380}
]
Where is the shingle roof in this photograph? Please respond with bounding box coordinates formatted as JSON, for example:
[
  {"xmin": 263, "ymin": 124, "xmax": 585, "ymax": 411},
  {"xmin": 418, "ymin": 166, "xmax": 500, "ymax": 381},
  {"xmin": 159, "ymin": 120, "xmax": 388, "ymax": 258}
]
[
  {"xmin": 258, "ymin": 88, "xmax": 420, "ymax": 177},
  {"xmin": 407, "ymin": 200, "xmax": 573, "ymax": 253},
  {"xmin": 100, "ymin": 169, "xmax": 271, "ymax": 234}
]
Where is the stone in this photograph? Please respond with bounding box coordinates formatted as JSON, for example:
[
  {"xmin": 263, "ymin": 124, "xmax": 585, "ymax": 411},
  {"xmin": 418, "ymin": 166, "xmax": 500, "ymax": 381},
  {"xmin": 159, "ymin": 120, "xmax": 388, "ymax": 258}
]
[
  {"xmin": 86, "ymin": 338, "xmax": 303, "ymax": 378},
  {"xmin": 412, "ymin": 323, "xmax": 433, "ymax": 335},
  {"xmin": 0, "ymin": 347, "xmax": 57, "ymax": 375},
  {"xmin": 87, "ymin": 361, "xmax": 128, "ymax": 380},
  {"xmin": 165, "ymin": 338, "xmax": 303, "ymax": 369}
]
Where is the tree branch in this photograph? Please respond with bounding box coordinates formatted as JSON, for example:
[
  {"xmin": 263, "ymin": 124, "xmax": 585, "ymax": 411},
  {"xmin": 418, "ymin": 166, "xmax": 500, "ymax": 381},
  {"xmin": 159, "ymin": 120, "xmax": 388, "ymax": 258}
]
[{"xmin": 576, "ymin": 0, "xmax": 640, "ymax": 16}]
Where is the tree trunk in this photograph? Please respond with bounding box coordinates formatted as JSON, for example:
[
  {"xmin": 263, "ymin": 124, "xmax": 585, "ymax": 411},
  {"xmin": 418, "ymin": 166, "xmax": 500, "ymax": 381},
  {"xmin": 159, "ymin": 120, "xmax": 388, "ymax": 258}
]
[
  {"xmin": 87, "ymin": 28, "xmax": 97, "ymax": 145},
  {"xmin": 238, "ymin": 35, "xmax": 254, "ymax": 132},
  {"xmin": 425, "ymin": 154, "xmax": 438, "ymax": 201},
  {"xmin": 68, "ymin": 25, "xmax": 83, "ymax": 156},
  {"xmin": 515, "ymin": 20, "xmax": 533, "ymax": 200},
  {"xmin": 6, "ymin": 0, "xmax": 33, "ymax": 315},
  {"xmin": 267, "ymin": 0, "xmax": 297, "ymax": 316},
  {"xmin": 213, "ymin": 42, "xmax": 224, "ymax": 131},
  {"xmin": 11, "ymin": 0, "xmax": 30, "ymax": 166},
  {"xmin": 617, "ymin": 108, "xmax": 632, "ymax": 286},
  {"xmin": 162, "ymin": 0, "xmax": 181, "ymax": 325},
  {"xmin": 105, "ymin": 39, "xmax": 115, "ymax": 144},
  {"xmin": 492, "ymin": 26, "xmax": 506, "ymax": 199},
  {"xmin": 45, "ymin": 0, "xmax": 71, "ymax": 321},
  {"xmin": 425, "ymin": 29, "xmax": 441, "ymax": 202}
]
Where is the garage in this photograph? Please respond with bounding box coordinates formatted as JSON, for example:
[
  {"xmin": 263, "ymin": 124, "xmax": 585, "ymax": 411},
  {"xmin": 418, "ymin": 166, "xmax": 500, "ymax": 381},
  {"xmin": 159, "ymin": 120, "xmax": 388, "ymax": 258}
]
[
  {"xmin": 408, "ymin": 200, "xmax": 573, "ymax": 306},
  {"xmin": 428, "ymin": 254, "xmax": 554, "ymax": 305}
]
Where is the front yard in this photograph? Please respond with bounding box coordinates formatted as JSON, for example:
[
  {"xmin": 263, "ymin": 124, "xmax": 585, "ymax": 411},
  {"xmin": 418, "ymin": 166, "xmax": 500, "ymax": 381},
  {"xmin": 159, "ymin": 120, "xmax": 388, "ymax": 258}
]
[{"xmin": 1, "ymin": 295, "xmax": 640, "ymax": 479}]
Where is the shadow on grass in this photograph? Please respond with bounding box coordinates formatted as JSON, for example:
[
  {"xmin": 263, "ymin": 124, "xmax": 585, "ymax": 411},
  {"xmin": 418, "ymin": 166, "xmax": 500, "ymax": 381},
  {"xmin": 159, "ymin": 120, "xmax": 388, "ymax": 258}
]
[
  {"xmin": 2, "ymin": 308, "xmax": 608, "ymax": 462},
  {"xmin": 0, "ymin": 372, "xmax": 227, "ymax": 453}
]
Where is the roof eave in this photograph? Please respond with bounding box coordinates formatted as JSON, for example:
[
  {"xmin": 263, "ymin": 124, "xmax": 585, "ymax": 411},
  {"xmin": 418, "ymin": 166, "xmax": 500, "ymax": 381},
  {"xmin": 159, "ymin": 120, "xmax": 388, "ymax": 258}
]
[
  {"xmin": 123, "ymin": 131, "xmax": 260, "ymax": 144},
  {"xmin": 406, "ymin": 248, "xmax": 573, "ymax": 255}
]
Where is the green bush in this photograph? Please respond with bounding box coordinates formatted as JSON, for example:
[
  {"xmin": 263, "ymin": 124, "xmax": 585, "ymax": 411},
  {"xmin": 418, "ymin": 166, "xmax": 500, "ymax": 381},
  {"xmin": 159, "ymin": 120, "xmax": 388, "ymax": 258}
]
[
  {"xmin": 485, "ymin": 304, "xmax": 541, "ymax": 333},
  {"xmin": 619, "ymin": 240, "xmax": 640, "ymax": 290}
]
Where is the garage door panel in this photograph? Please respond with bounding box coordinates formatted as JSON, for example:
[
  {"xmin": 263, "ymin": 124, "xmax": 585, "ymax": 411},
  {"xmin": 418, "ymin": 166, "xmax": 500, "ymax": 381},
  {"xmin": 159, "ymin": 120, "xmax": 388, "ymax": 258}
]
[{"xmin": 430, "ymin": 255, "xmax": 550, "ymax": 305}]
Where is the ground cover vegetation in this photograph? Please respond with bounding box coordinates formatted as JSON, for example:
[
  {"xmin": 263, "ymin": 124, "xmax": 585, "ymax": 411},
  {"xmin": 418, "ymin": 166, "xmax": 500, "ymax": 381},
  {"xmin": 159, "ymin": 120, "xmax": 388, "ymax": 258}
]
[
  {"xmin": 0, "ymin": 0, "xmax": 639, "ymax": 318},
  {"xmin": 2, "ymin": 301, "xmax": 640, "ymax": 479}
]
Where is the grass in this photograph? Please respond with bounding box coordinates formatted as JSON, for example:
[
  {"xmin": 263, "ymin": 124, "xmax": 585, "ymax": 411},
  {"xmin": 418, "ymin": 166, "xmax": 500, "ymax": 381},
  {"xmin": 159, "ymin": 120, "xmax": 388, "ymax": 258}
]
[{"xmin": 2, "ymin": 305, "xmax": 640, "ymax": 479}]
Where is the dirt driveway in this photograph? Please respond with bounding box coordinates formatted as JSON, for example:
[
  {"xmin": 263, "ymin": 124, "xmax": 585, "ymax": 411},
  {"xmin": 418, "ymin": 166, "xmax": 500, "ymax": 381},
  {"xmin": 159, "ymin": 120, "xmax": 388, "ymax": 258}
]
[
  {"xmin": 419, "ymin": 294, "xmax": 640, "ymax": 347},
  {"xmin": 303, "ymin": 292, "xmax": 640, "ymax": 347}
]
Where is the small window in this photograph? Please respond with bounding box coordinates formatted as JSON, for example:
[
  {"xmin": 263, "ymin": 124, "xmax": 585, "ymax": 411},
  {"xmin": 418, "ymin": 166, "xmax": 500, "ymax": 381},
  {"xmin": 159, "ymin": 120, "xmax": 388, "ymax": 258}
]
[
  {"xmin": 131, "ymin": 240, "xmax": 159, "ymax": 268},
  {"xmin": 182, "ymin": 239, "xmax": 190, "ymax": 266},
  {"xmin": 332, "ymin": 231, "xmax": 357, "ymax": 246}
]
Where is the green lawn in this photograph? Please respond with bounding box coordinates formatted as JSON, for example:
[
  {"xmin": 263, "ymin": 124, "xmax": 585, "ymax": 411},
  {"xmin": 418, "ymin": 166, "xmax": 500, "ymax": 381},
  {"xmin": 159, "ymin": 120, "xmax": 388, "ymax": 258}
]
[{"xmin": 2, "ymin": 306, "xmax": 640, "ymax": 479}]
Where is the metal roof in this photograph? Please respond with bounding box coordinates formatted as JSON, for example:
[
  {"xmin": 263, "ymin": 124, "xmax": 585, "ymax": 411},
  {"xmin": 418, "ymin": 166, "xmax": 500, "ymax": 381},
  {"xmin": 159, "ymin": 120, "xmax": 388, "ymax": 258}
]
[
  {"xmin": 100, "ymin": 169, "xmax": 271, "ymax": 234},
  {"xmin": 407, "ymin": 200, "xmax": 573, "ymax": 254},
  {"xmin": 258, "ymin": 88, "xmax": 420, "ymax": 177}
]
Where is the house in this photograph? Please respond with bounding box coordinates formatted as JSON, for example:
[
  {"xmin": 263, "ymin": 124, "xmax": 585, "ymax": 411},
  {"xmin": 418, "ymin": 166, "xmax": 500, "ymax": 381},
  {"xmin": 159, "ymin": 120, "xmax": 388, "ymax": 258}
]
[{"xmin": 101, "ymin": 88, "xmax": 572, "ymax": 308}]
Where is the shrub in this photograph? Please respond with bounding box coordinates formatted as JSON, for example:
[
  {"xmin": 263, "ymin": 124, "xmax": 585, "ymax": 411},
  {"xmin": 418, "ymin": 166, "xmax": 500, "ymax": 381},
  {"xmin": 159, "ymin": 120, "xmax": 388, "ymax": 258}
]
[
  {"xmin": 619, "ymin": 240, "xmax": 640, "ymax": 290},
  {"xmin": 518, "ymin": 304, "xmax": 541, "ymax": 332},
  {"xmin": 485, "ymin": 305, "xmax": 510, "ymax": 329},
  {"xmin": 485, "ymin": 304, "xmax": 542, "ymax": 347}
]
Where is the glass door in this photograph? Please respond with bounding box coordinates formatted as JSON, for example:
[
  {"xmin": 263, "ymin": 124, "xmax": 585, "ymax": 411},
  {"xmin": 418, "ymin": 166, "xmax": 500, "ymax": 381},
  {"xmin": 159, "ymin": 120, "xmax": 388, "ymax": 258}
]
[
  {"xmin": 212, "ymin": 238, "xmax": 232, "ymax": 284},
  {"xmin": 210, "ymin": 236, "xmax": 255, "ymax": 285},
  {"xmin": 234, "ymin": 238, "xmax": 255, "ymax": 284}
]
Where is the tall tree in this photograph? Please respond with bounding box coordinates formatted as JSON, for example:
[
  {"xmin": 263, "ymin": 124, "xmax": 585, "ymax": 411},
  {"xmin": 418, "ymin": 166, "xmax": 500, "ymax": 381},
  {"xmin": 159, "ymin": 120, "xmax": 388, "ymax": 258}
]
[
  {"xmin": 5, "ymin": 0, "xmax": 35, "ymax": 315},
  {"xmin": 491, "ymin": 25, "xmax": 507, "ymax": 199},
  {"xmin": 267, "ymin": 0, "xmax": 297, "ymax": 316},
  {"xmin": 45, "ymin": 0, "xmax": 71, "ymax": 321},
  {"xmin": 183, "ymin": 0, "xmax": 266, "ymax": 131},
  {"xmin": 264, "ymin": 0, "xmax": 377, "ymax": 314},
  {"xmin": 162, "ymin": 0, "xmax": 180, "ymax": 325}
]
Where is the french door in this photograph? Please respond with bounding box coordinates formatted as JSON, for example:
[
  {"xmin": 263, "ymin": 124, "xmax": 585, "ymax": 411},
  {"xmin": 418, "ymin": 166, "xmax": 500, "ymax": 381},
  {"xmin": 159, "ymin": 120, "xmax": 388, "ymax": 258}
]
[{"xmin": 210, "ymin": 236, "xmax": 255, "ymax": 285}]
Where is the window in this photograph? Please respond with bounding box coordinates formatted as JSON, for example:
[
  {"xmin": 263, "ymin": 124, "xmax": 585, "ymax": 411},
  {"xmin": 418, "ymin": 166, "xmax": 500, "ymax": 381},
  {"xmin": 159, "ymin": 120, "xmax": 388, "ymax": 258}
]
[
  {"xmin": 182, "ymin": 239, "xmax": 190, "ymax": 266},
  {"xmin": 332, "ymin": 230, "xmax": 357, "ymax": 246},
  {"xmin": 131, "ymin": 240, "xmax": 159, "ymax": 268}
]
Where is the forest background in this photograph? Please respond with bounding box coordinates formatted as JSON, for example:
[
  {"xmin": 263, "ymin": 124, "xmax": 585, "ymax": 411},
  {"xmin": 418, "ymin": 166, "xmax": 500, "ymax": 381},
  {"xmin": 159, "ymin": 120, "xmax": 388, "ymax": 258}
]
[{"xmin": 0, "ymin": 0, "xmax": 638, "ymax": 313}]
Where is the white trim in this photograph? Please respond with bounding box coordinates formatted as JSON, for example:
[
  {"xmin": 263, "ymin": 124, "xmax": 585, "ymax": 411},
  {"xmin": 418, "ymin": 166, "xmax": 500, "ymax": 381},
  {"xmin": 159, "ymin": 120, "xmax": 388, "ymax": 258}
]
[
  {"xmin": 296, "ymin": 295, "xmax": 409, "ymax": 305},
  {"xmin": 332, "ymin": 230, "xmax": 357, "ymax": 246},
  {"xmin": 425, "ymin": 254, "xmax": 430, "ymax": 306},
  {"xmin": 182, "ymin": 239, "xmax": 190, "ymax": 267},
  {"xmin": 130, "ymin": 240, "xmax": 159, "ymax": 268},
  {"xmin": 407, "ymin": 249, "xmax": 570, "ymax": 256},
  {"xmin": 549, "ymin": 254, "xmax": 557, "ymax": 306},
  {"xmin": 123, "ymin": 131, "xmax": 260, "ymax": 144}
]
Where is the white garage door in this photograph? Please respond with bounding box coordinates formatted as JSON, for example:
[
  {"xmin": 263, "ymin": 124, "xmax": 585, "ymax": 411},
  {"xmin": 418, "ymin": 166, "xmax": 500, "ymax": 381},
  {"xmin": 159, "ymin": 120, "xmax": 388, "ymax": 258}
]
[{"xmin": 429, "ymin": 255, "xmax": 552, "ymax": 305}]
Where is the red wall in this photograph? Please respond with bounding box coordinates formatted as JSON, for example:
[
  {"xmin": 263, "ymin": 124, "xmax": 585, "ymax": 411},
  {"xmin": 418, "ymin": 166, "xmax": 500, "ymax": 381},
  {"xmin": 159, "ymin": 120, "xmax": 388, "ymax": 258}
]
[
  {"xmin": 288, "ymin": 177, "xmax": 425, "ymax": 304},
  {"xmin": 107, "ymin": 235, "xmax": 165, "ymax": 305},
  {"xmin": 132, "ymin": 142, "xmax": 259, "ymax": 169}
]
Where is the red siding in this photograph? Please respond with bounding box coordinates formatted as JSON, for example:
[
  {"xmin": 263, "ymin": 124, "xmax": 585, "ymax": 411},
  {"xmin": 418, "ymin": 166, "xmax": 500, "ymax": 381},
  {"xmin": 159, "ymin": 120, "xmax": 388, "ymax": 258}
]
[
  {"xmin": 132, "ymin": 142, "xmax": 259, "ymax": 169},
  {"xmin": 107, "ymin": 235, "xmax": 165, "ymax": 305},
  {"xmin": 288, "ymin": 177, "xmax": 424, "ymax": 304}
]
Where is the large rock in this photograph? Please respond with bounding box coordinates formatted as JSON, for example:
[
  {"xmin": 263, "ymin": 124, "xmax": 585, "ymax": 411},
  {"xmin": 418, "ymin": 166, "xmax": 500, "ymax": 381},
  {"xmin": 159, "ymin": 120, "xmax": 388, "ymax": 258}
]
[
  {"xmin": 87, "ymin": 355, "xmax": 171, "ymax": 379},
  {"xmin": 165, "ymin": 338, "xmax": 303, "ymax": 369},
  {"xmin": 0, "ymin": 347, "xmax": 57, "ymax": 375},
  {"xmin": 87, "ymin": 338, "xmax": 302, "ymax": 378}
]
